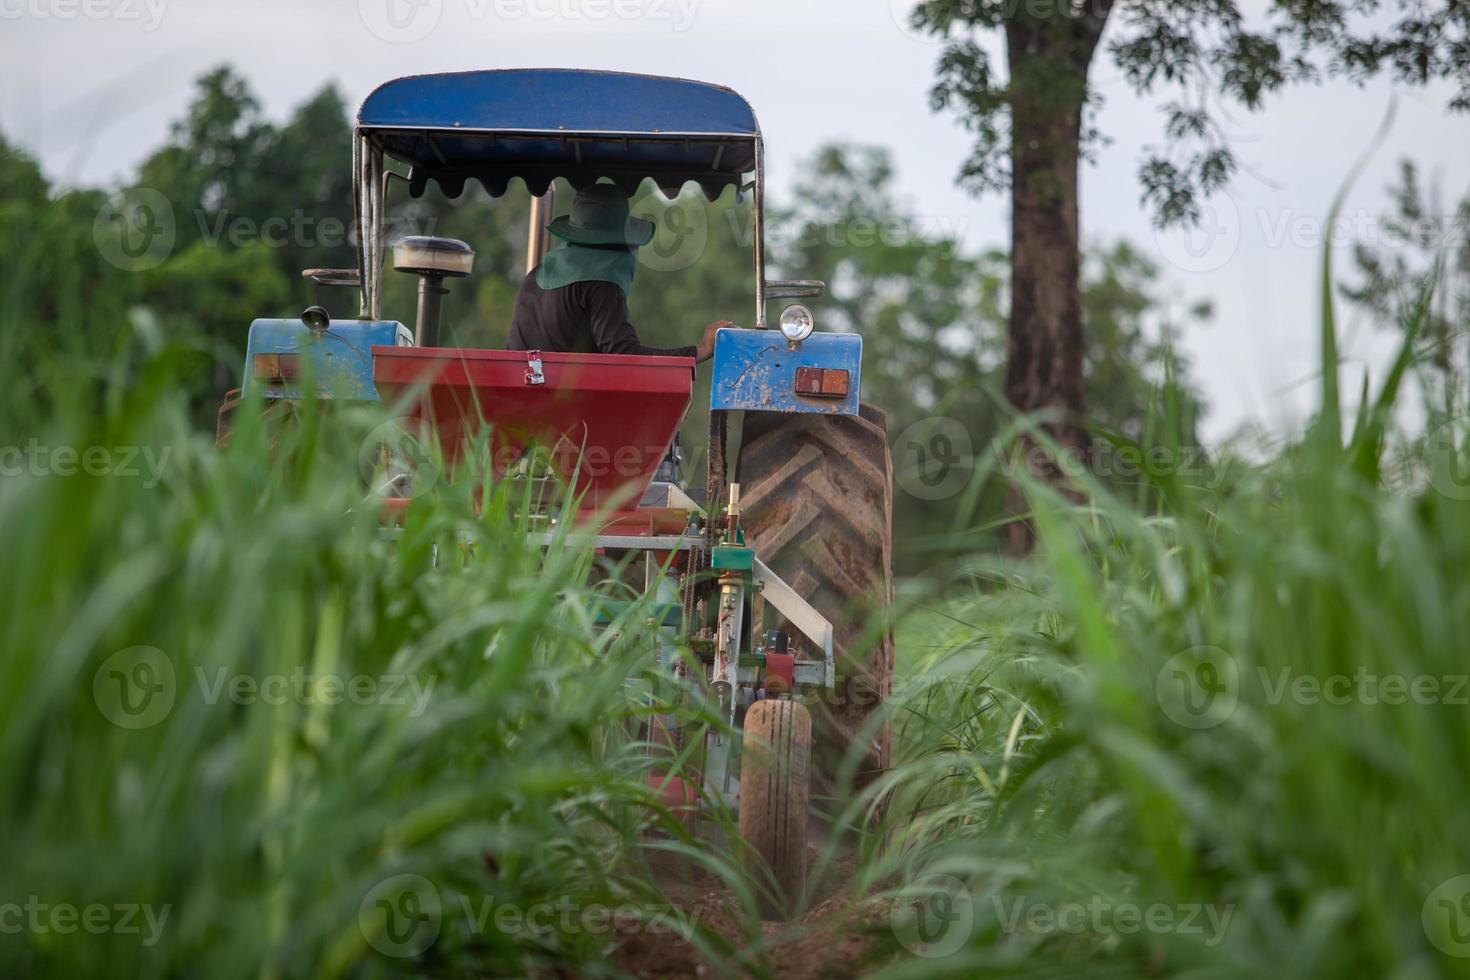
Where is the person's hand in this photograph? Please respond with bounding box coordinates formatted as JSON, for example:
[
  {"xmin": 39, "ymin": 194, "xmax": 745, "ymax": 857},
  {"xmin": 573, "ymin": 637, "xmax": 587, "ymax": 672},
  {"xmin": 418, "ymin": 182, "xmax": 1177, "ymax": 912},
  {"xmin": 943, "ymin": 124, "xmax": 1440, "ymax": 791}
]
[{"xmin": 695, "ymin": 320, "xmax": 734, "ymax": 363}]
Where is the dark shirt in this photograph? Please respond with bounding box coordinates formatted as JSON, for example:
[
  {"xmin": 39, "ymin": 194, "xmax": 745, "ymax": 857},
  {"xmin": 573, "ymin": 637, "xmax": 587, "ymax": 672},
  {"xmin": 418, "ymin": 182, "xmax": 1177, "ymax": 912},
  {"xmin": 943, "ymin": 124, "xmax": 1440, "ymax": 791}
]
[{"xmin": 507, "ymin": 272, "xmax": 696, "ymax": 358}]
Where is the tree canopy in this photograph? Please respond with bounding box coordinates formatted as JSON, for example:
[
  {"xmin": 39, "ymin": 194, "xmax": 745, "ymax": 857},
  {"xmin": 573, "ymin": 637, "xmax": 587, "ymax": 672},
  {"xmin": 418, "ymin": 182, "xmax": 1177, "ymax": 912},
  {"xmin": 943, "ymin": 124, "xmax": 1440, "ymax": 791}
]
[{"xmin": 916, "ymin": 0, "xmax": 1470, "ymax": 225}]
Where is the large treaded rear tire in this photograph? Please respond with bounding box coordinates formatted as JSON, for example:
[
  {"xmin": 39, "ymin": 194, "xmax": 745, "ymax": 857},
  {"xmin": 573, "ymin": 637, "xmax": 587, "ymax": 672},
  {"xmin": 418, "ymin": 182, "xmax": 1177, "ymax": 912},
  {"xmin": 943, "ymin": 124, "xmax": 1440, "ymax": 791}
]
[
  {"xmin": 736, "ymin": 405, "xmax": 895, "ymax": 790},
  {"xmin": 738, "ymin": 698, "xmax": 812, "ymax": 919}
]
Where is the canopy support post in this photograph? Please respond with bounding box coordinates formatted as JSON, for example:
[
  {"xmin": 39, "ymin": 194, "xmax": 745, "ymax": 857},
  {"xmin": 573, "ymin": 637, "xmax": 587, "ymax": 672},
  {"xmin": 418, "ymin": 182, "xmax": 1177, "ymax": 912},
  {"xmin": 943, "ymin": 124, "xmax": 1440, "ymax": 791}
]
[
  {"xmin": 526, "ymin": 187, "xmax": 557, "ymax": 275},
  {"xmin": 752, "ymin": 136, "xmax": 766, "ymax": 328}
]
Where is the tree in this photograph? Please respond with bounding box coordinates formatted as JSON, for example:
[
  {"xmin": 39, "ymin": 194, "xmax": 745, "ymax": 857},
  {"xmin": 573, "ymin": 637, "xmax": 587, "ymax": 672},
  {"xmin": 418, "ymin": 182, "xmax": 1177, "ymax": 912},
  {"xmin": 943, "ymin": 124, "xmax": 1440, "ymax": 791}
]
[
  {"xmin": 773, "ymin": 143, "xmax": 1208, "ymax": 566},
  {"xmin": 138, "ymin": 66, "xmax": 274, "ymax": 235},
  {"xmin": 913, "ymin": 0, "xmax": 1470, "ymax": 543},
  {"xmin": 1342, "ymin": 159, "xmax": 1470, "ymax": 417}
]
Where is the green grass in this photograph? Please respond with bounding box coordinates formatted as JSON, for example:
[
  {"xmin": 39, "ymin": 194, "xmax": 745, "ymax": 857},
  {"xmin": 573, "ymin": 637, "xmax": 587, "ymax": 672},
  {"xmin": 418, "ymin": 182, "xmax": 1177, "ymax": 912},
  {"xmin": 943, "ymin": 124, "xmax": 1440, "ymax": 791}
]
[
  {"xmin": 857, "ymin": 239, "xmax": 1470, "ymax": 978},
  {"xmin": 5, "ymin": 202, "xmax": 1470, "ymax": 979},
  {"xmin": 0, "ymin": 325, "xmax": 767, "ymax": 977}
]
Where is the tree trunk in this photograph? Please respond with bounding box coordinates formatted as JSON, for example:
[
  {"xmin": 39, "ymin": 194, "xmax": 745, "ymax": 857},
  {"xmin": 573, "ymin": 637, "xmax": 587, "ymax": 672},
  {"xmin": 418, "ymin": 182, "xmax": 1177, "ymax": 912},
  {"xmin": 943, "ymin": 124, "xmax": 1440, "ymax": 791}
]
[{"xmin": 1003, "ymin": 15, "xmax": 1106, "ymax": 554}]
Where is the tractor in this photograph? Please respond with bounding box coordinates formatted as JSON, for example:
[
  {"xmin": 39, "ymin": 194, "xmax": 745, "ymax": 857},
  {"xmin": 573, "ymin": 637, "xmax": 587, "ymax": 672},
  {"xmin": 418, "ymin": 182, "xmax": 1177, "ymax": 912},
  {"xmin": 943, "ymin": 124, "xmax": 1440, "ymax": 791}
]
[{"xmin": 225, "ymin": 69, "xmax": 894, "ymax": 916}]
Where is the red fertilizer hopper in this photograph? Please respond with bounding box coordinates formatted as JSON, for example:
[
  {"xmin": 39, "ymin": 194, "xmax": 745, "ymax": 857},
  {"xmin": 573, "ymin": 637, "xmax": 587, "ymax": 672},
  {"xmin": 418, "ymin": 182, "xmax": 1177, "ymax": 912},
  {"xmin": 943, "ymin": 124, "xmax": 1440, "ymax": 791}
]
[{"xmin": 372, "ymin": 346, "xmax": 694, "ymax": 512}]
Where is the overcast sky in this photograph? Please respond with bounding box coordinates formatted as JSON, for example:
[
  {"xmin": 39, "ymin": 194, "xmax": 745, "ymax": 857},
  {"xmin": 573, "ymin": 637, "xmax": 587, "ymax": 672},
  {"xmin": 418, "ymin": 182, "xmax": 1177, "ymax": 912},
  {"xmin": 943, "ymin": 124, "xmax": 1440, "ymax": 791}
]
[{"xmin": 3, "ymin": 0, "xmax": 1467, "ymax": 441}]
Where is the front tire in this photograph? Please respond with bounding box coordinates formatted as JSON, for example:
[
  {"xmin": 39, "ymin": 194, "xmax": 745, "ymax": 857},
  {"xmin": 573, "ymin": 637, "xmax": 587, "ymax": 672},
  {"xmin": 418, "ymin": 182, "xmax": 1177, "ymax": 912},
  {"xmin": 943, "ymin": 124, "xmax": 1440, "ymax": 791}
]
[{"xmin": 738, "ymin": 698, "xmax": 812, "ymax": 919}]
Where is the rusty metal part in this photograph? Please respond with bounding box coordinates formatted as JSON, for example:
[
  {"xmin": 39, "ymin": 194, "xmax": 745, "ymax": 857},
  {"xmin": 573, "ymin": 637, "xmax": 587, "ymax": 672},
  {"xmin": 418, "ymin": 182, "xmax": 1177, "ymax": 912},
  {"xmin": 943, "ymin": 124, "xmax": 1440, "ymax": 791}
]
[
  {"xmin": 705, "ymin": 409, "xmax": 728, "ymax": 548},
  {"xmin": 681, "ymin": 540, "xmax": 707, "ymax": 639}
]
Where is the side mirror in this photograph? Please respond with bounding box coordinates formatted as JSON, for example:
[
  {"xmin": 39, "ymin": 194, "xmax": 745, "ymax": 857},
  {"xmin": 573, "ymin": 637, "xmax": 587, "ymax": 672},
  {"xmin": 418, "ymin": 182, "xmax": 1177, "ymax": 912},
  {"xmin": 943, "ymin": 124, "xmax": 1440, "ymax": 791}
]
[{"xmin": 764, "ymin": 279, "xmax": 825, "ymax": 300}]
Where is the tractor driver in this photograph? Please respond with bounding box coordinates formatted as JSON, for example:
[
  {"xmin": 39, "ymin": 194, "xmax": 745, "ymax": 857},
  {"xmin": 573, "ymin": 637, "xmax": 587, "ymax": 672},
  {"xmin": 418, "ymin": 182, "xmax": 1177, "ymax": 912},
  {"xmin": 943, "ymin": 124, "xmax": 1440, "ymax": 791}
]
[{"xmin": 508, "ymin": 184, "xmax": 731, "ymax": 361}]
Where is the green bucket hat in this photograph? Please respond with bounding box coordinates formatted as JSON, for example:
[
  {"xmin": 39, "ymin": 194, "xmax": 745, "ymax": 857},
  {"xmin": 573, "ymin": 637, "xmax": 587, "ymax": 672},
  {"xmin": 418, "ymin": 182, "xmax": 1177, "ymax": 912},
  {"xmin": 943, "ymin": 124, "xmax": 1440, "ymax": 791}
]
[{"xmin": 547, "ymin": 184, "xmax": 655, "ymax": 247}]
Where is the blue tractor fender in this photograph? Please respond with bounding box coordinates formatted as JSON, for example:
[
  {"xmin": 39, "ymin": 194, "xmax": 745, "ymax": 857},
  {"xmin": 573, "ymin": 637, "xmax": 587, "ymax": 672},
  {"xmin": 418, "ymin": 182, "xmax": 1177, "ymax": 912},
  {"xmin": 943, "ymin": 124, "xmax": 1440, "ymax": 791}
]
[
  {"xmin": 708, "ymin": 328, "xmax": 862, "ymax": 416},
  {"xmin": 242, "ymin": 319, "xmax": 412, "ymax": 401}
]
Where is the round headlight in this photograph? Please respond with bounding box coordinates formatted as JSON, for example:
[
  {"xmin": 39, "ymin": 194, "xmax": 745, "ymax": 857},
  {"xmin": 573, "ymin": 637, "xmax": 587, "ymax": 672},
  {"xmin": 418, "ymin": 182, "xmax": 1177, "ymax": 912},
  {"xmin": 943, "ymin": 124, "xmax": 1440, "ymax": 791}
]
[{"xmin": 779, "ymin": 304, "xmax": 815, "ymax": 344}]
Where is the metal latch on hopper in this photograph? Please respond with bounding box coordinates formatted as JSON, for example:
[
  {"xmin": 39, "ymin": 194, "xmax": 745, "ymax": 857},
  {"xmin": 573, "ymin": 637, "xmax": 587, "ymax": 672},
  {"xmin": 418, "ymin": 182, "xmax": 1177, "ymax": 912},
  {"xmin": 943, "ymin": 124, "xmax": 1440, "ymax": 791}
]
[{"xmin": 524, "ymin": 350, "xmax": 545, "ymax": 386}]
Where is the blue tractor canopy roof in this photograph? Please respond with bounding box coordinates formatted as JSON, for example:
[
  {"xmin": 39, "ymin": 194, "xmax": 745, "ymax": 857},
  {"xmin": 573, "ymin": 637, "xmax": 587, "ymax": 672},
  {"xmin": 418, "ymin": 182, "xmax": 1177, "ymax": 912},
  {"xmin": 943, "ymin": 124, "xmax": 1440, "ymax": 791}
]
[{"xmin": 357, "ymin": 69, "xmax": 760, "ymax": 200}]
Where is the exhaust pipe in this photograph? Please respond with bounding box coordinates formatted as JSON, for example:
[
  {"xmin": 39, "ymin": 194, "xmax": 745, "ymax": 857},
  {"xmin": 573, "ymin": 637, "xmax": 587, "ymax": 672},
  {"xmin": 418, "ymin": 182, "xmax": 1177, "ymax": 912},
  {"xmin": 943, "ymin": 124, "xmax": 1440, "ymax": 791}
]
[{"xmin": 392, "ymin": 236, "xmax": 475, "ymax": 347}]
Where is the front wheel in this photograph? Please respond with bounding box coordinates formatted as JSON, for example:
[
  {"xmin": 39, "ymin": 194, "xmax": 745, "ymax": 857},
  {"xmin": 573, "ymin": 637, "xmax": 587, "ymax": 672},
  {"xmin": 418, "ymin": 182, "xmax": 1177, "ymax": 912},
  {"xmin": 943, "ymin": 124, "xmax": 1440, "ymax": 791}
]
[{"xmin": 738, "ymin": 698, "xmax": 812, "ymax": 919}]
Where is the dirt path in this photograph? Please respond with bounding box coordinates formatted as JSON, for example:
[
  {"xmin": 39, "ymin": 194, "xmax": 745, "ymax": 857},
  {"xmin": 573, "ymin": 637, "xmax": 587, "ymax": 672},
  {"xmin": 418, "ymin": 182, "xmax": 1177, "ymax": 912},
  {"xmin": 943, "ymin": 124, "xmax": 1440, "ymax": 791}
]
[{"xmin": 611, "ymin": 854, "xmax": 894, "ymax": 979}]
